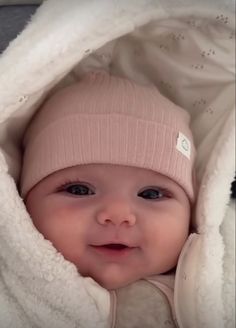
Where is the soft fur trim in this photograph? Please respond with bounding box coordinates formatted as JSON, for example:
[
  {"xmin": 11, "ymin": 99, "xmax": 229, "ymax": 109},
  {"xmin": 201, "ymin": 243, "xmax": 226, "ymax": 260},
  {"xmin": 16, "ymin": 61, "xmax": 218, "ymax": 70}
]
[{"xmin": 0, "ymin": 0, "xmax": 235, "ymax": 327}]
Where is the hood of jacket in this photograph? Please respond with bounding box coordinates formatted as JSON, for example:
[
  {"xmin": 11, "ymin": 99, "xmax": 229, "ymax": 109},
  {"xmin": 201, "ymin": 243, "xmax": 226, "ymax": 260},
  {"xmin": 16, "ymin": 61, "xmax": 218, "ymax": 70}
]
[{"xmin": 0, "ymin": 1, "xmax": 235, "ymax": 327}]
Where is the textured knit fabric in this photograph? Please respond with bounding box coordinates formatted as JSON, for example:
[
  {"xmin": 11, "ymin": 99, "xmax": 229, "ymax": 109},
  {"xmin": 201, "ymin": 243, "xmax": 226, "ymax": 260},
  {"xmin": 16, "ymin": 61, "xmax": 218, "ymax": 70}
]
[
  {"xmin": 0, "ymin": 1, "xmax": 234, "ymax": 327},
  {"xmin": 21, "ymin": 71, "xmax": 196, "ymax": 201}
]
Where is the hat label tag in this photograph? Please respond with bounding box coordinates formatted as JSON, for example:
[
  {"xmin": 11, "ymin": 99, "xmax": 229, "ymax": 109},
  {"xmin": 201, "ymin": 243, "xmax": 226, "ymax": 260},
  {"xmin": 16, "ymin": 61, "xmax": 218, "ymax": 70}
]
[{"xmin": 176, "ymin": 132, "xmax": 191, "ymax": 159}]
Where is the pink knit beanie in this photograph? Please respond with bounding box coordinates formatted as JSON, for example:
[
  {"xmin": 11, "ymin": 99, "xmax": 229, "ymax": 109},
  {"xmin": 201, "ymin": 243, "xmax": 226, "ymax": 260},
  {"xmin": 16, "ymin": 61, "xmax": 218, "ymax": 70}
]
[{"xmin": 21, "ymin": 71, "xmax": 196, "ymax": 201}]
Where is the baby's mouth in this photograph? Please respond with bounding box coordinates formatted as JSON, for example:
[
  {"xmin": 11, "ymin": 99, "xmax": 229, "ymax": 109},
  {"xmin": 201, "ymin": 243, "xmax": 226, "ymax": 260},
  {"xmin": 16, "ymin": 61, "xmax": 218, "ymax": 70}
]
[
  {"xmin": 94, "ymin": 243, "xmax": 129, "ymax": 250},
  {"xmin": 91, "ymin": 243, "xmax": 135, "ymax": 257}
]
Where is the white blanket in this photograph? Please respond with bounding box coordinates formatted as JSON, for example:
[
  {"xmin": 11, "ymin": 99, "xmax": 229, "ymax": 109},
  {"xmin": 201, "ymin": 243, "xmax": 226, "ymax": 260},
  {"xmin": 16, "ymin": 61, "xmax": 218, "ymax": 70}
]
[{"xmin": 0, "ymin": 1, "xmax": 235, "ymax": 327}]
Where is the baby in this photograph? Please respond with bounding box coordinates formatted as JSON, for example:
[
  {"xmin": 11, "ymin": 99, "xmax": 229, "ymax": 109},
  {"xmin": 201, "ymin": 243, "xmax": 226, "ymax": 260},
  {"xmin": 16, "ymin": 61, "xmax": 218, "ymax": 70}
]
[{"xmin": 20, "ymin": 71, "xmax": 195, "ymax": 293}]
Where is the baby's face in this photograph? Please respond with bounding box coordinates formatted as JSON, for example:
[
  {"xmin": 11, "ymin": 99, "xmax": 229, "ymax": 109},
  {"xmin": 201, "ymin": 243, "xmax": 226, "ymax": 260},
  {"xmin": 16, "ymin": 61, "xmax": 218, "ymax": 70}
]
[{"xmin": 25, "ymin": 164, "xmax": 190, "ymax": 290}]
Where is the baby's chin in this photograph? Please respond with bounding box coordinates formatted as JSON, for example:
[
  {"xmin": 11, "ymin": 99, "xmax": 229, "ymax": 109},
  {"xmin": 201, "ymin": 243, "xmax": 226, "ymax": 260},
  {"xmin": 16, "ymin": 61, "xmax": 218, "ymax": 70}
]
[
  {"xmin": 79, "ymin": 261, "xmax": 174, "ymax": 290},
  {"xmin": 93, "ymin": 274, "xmax": 135, "ymax": 290},
  {"xmin": 84, "ymin": 264, "xmax": 143, "ymax": 290}
]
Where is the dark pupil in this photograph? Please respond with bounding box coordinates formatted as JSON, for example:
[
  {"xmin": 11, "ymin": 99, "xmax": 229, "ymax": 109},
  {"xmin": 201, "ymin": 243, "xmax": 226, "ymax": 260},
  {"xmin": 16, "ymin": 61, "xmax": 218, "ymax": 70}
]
[
  {"xmin": 138, "ymin": 189, "xmax": 162, "ymax": 199},
  {"xmin": 66, "ymin": 184, "xmax": 91, "ymax": 195}
]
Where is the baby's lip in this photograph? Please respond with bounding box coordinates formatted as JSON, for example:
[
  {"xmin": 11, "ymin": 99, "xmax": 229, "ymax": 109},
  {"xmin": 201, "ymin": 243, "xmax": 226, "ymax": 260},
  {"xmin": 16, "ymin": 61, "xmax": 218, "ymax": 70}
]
[
  {"xmin": 90, "ymin": 241, "xmax": 138, "ymax": 248},
  {"xmin": 89, "ymin": 243, "xmax": 138, "ymax": 258},
  {"xmin": 92, "ymin": 243, "xmax": 131, "ymax": 250}
]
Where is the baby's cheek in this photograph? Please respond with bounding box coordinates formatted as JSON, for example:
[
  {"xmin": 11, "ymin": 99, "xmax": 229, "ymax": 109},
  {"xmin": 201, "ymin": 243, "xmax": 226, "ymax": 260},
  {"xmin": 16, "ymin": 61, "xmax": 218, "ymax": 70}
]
[
  {"xmin": 26, "ymin": 197, "xmax": 59, "ymax": 236},
  {"xmin": 25, "ymin": 200, "xmax": 43, "ymax": 229}
]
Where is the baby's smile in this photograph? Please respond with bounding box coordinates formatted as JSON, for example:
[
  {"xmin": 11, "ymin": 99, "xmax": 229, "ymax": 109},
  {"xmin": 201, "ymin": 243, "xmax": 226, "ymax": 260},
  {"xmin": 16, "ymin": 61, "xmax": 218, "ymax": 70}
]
[
  {"xmin": 25, "ymin": 163, "xmax": 190, "ymax": 290},
  {"xmin": 90, "ymin": 243, "xmax": 137, "ymax": 259}
]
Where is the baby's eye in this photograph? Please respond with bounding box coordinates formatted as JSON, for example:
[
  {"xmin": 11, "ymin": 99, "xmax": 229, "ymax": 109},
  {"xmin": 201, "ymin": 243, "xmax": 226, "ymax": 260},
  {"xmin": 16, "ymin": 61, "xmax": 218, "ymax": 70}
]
[
  {"xmin": 138, "ymin": 188, "xmax": 169, "ymax": 200},
  {"xmin": 61, "ymin": 183, "xmax": 95, "ymax": 196}
]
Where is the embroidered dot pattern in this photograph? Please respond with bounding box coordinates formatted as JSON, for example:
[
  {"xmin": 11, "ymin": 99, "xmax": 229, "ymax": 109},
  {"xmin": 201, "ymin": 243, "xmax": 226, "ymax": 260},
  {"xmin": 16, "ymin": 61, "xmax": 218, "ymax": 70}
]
[
  {"xmin": 160, "ymin": 14, "xmax": 233, "ymax": 123},
  {"xmin": 159, "ymin": 44, "xmax": 169, "ymax": 51},
  {"xmin": 201, "ymin": 49, "xmax": 216, "ymax": 57},
  {"xmin": 191, "ymin": 64, "xmax": 204, "ymax": 70},
  {"xmin": 169, "ymin": 33, "xmax": 185, "ymax": 41},
  {"xmin": 18, "ymin": 95, "xmax": 28, "ymax": 103},
  {"xmin": 193, "ymin": 99, "xmax": 207, "ymax": 107},
  {"xmin": 142, "ymin": 14, "xmax": 234, "ymax": 124},
  {"xmin": 206, "ymin": 108, "xmax": 214, "ymax": 115},
  {"xmin": 75, "ymin": 13, "xmax": 234, "ymax": 138},
  {"xmin": 216, "ymin": 14, "xmax": 229, "ymax": 24},
  {"xmin": 158, "ymin": 32, "xmax": 186, "ymax": 53}
]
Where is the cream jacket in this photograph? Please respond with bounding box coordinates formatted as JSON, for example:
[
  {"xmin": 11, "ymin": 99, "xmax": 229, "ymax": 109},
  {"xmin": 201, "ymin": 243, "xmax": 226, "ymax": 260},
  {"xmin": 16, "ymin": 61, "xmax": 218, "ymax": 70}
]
[{"xmin": 0, "ymin": 1, "xmax": 235, "ymax": 327}]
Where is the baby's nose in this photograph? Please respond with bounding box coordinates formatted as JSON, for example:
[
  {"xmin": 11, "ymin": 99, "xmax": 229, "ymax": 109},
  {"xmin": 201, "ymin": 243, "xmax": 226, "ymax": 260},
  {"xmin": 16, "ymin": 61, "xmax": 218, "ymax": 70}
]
[{"xmin": 96, "ymin": 201, "xmax": 136, "ymax": 227}]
